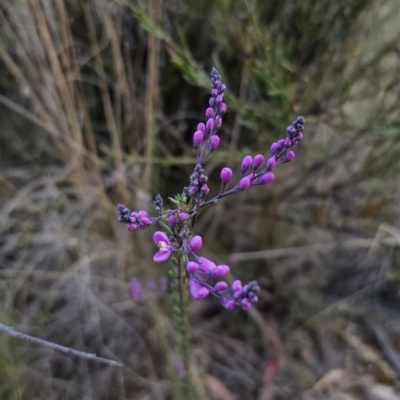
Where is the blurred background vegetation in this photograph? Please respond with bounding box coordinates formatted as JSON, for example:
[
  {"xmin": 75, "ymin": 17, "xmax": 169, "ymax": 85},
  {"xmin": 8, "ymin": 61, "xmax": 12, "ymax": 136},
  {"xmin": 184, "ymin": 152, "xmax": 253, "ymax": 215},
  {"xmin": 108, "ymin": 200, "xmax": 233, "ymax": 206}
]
[{"xmin": 1, "ymin": 0, "xmax": 400, "ymax": 399}]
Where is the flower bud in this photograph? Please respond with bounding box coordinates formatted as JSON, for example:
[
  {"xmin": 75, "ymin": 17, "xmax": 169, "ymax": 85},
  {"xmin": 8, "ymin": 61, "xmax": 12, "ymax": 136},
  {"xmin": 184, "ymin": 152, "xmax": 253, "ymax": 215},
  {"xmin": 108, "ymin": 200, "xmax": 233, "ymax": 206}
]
[
  {"xmin": 127, "ymin": 223, "xmax": 137, "ymax": 232},
  {"xmin": 197, "ymin": 122, "xmax": 205, "ymax": 132},
  {"xmin": 216, "ymin": 94, "xmax": 223, "ymax": 103},
  {"xmin": 209, "ymin": 98, "xmax": 215, "ymax": 107},
  {"xmin": 284, "ymin": 137, "xmax": 291, "ymax": 147},
  {"xmin": 167, "ymin": 215, "xmax": 177, "ymax": 226},
  {"xmin": 286, "ymin": 125, "xmax": 296, "ymax": 136},
  {"xmin": 295, "ymin": 132, "xmax": 303, "ymax": 141},
  {"xmin": 240, "ymin": 298, "xmax": 251, "ymax": 310},
  {"xmin": 266, "ymin": 157, "xmax": 276, "ymax": 169},
  {"xmin": 138, "ymin": 210, "xmax": 148, "ymax": 218},
  {"xmin": 206, "ymin": 118, "xmax": 214, "ymax": 131},
  {"xmin": 205, "ymin": 107, "xmax": 214, "ymax": 118},
  {"xmin": 285, "ymin": 151, "xmax": 295, "ymax": 161},
  {"xmin": 179, "ymin": 213, "xmax": 189, "ymax": 221},
  {"xmin": 277, "ymin": 139, "xmax": 285, "ymax": 149},
  {"xmin": 238, "ymin": 176, "xmax": 251, "ymax": 190},
  {"xmin": 241, "ymin": 155, "xmax": 253, "ymax": 173},
  {"xmin": 193, "ymin": 130, "xmax": 203, "ymax": 147},
  {"xmin": 215, "ymin": 116, "xmax": 222, "ymax": 128},
  {"xmin": 220, "ymin": 299, "xmax": 235, "ymax": 310},
  {"xmin": 219, "ymin": 103, "xmax": 227, "ymax": 114},
  {"xmin": 186, "ymin": 261, "xmax": 199, "ymax": 273},
  {"xmin": 220, "ymin": 167, "xmax": 233, "ymax": 185},
  {"xmin": 189, "ymin": 186, "xmax": 197, "ymax": 196},
  {"xmin": 140, "ymin": 217, "xmax": 151, "ymax": 226},
  {"xmin": 201, "ymin": 184, "xmax": 209, "ymax": 195},
  {"xmin": 220, "ymin": 84, "xmax": 226, "ymax": 93},
  {"xmin": 189, "ymin": 235, "xmax": 203, "ymax": 251},
  {"xmin": 270, "ymin": 142, "xmax": 278, "ymax": 154},
  {"xmin": 260, "ymin": 172, "xmax": 274, "ymax": 185},
  {"xmin": 211, "ymin": 265, "xmax": 230, "ymax": 278},
  {"xmin": 253, "ymin": 154, "xmax": 264, "ymax": 169},
  {"xmin": 209, "ymin": 135, "xmax": 220, "ymax": 151},
  {"xmin": 232, "ymin": 280, "xmax": 242, "ymax": 292},
  {"xmin": 211, "ymin": 89, "xmax": 218, "ymax": 97},
  {"xmin": 215, "ymin": 282, "xmax": 228, "ymax": 291}
]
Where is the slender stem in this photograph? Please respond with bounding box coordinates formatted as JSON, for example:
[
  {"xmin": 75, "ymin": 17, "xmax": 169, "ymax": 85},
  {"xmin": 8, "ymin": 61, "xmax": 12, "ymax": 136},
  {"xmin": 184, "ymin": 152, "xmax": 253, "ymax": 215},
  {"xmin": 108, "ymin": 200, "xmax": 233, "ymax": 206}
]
[{"xmin": 0, "ymin": 322, "xmax": 123, "ymax": 368}]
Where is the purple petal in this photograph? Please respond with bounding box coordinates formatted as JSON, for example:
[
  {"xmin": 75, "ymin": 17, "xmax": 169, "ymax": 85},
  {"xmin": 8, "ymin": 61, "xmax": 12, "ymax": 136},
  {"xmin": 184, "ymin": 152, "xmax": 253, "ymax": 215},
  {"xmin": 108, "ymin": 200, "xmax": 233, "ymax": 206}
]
[
  {"xmin": 220, "ymin": 299, "xmax": 235, "ymax": 310},
  {"xmin": 153, "ymin": 249, "xmax": 172, "ymax": 263},
  {"xmin": 197, "ymin": 257, "xmax": 216, "ymax": 273},
  {"xmin": 153, "ymin": 231, "xmax": 170, "ymax": 246}
]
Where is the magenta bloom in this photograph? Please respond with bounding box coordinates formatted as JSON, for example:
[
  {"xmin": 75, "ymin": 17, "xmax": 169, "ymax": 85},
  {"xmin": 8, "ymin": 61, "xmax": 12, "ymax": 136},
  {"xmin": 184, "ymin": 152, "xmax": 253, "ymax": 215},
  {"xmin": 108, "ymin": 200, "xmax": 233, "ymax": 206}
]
[
  {"xmin": 241, "ymin": 156, "xmax": 252, "ymax": 173},
  {"xmin": 220, "ymin": 167, "xmax": 233, "ymax": 185},
  {"xmin": 197, "ymin": 122, "xmax": 205, "ymax": 132},
  {"xmin": 197, "ymin": 256, "xmax": 216, "ymax": 273},
  {"xmin": 179, "ymin": 213, "xmax": 189, "ymax": 221},
  {"xmin": 189, "ymin": 235, "xmax": 203, "ymax": 251},
  {"xmin": 266, "ymin": 157, "xmax": 276, "ymax": 169},
  {"xmin": 214, "ymin": 281, "xmax": 228, "ymax": 291},
  {"xmin": 220, "ymin": 298, "xmax": 235, "ymax": 310},
  {"xmin": 153, "ymin": 231, "xmax": 172, "ymax": 263},
  {"xmin": 211, "ymin": 265, "xmax": 230, "ymax": 278},
  {"xmin": 186, "ymin": 261, "xmax": 199, "ymax": 273},
  {"xmin": 253, "ymin": 154, "xmax": 264, "ymax": 169},
  {"xmin": 189, "ymin": 280, "xmax": 210, "ymax": 300},
  {"xmin": 285, "ymin": 151, "xmax": 295, "ymax": 161},
  {"xmin": 205, "ymin": 107, "xmax": 214, "ymax": 118},
  {"xmin": 168, "ymin": 215, "xmax": 177, "ymax": 226},
  {"xmin": 209, "ymin": 135, "xmax": 220, "ymax": 151},
  {"xmin": 206, "ymin": 118, "xmax": 214, "ymax": 130},
  {"xmin": 239, "ymin": 176, "xmax": 251, "ymax": 190},
  {"xmin": 193, "ymin": 130, "xmax": 203, "ymax": 147},
  {"xmin": 260, "ymin": 172, "xmax": 274, "ymax": 185}
]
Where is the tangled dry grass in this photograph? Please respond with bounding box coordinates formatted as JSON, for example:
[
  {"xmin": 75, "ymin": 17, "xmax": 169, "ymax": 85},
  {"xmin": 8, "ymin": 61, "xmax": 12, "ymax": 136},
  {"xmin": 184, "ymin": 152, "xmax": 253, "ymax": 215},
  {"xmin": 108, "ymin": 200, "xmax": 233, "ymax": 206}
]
[{"xmin": 1, "ymin": 0, "xmax": 400, "ymax": 399}]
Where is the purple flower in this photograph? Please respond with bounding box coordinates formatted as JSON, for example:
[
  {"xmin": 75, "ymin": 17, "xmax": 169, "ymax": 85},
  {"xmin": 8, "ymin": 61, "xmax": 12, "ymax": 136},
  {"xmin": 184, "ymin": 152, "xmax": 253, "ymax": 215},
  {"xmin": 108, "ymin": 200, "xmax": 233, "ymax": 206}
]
[
  {"xmin": 238, "ymin": 176, "xmax": 251, "ymax": 190},
  {"xmin": 219, "ymin": 103, "xmax": 227, "ymax": 114},
  {"xmin": 214, "ymin": 281, "xmax": 228, "ymax": 291},
  {"xmin": 206, "ymin": 118, "xmax": 214, "ymax": 131},
  {"xmin": 260, "ymin": 172, "xmax": 274, "ymax": 185},
  {"xmin": 266, "ymin": 157, "xmax": 276, "ymax": 169},
  {"xmin": 127, "ymin": 223, "xmax": 138, "ymax": 232},
  {"xmin": 211, "ymin": 265, "xmax": 230, "ymax": 278},
  {"xmin": 285, "ymin": 151, "xmax": 295, "ymax": 161},
  {"xmin": 197, "ymin": 256, "xmax": 216, "ymax": 273},
  {"xmin": 205, "ymin": 107, "xmax": 214, "ymax": 118},
  {"xmin": 168, "ymin": 215, "xmax": 177, "ymax": 226},
  {"xmin": 130, "ymin": 279, "xmax": 143, "ymax": 301},
  {"xmin": 220, "ymin": 167, "xmax": 233, "ymax": 185},
  {"xmin": 193, "ymin": 130, "xmax": 203, "ymax": 147},
  {"xmin": 270, "ymin": 142, "xmax": 278, "ymax": 154},
  {"xmin": 189, "ymin": 235, "xmax": 203, "ymax": 251},
  {"xmin": 197, "ymin": 122, "xmax": 205, "ymax": 132},
  {"xmin": 241, "ymin": 156, "xmax": 253, "ymax": 173},
  {"xmin": 186, "ymin": 261, "xmax": 199, "ymax": 273},
  {"xmin": 153, "ymin": 231, "xmax": 172, "ymax": 263},
  {"xmin": 253, "ymin": 155, "xmax": 264, "ymax": 169},
  {"xmin": 209, "ymin": 135, "xmax": 220, "ymax": 151},
  {"xmin": 189, "ymin": 280, "xmax": 210, "ymax": 300},
  {"xmin": 179, "ymin": 213, "xmax": 189, "ymax": 221},
  {"xmin": 220, "ymin": 299, "xmax": 235, "ymax": 310}
]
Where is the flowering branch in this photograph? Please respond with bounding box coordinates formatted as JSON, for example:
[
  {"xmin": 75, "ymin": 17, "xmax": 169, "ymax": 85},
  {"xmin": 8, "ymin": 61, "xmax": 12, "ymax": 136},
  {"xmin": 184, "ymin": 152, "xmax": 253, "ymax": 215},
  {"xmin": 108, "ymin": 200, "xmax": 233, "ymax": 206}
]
[
  {"xmin": 0, "ymin": 322, "xmax": 123, "ymax": 368},
  {"xmin": 117, "ymin": 67, "xmax": 305, "ymax": 311}
]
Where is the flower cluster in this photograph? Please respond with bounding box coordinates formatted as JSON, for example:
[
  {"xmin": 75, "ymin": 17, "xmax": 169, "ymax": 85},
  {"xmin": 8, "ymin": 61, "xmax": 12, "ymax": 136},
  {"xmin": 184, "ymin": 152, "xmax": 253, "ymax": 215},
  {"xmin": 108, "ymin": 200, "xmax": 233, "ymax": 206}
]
[{"xmin": 117, "ymin": 68, "xmax": 305, "ymax": 311}]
